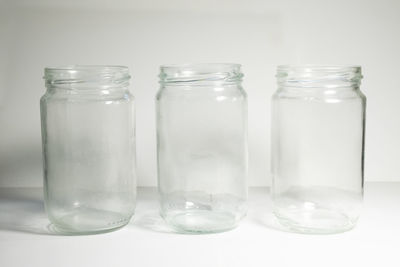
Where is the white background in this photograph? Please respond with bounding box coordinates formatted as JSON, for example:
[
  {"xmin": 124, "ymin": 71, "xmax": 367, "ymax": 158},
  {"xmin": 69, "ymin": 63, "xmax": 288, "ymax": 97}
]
[{"xmin": 0, "ymin": 0, "xmax": 399, "ymax": 187}]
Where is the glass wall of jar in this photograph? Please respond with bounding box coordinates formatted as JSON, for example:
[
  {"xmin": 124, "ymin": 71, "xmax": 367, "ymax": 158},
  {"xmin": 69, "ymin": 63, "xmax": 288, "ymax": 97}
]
[
  {"xmin": 271, "ymin": 65, "xmax": 366, "ymax": 234},
  {"xmin": 40, "ymin": 65, "xmax": 136, "ymax": 234},
  {"xmin": 156, "ymin": 63, "xmax": 248, "ymax": 234}
]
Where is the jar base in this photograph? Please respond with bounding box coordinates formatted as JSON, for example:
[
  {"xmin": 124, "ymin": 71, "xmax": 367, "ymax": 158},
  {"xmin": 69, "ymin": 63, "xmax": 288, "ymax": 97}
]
[
  {"xmin": 272, "ymin": 186, "xmax": 361, "ymax": 234},
  {"xmin": 273, "ymin": 209, "xmax": 357, "ymax": 234},
  {"xmin": 162, "ymin": 210, "xmax": 239, "ymax": 234},
  {"xmin": 48, "ymin": 208, "xmax": 133, "ymax": 235}
]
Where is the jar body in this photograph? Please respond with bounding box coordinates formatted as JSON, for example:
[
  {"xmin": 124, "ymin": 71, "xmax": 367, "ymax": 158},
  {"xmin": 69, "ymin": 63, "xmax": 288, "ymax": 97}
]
[
  {"xmin": 271, "ymin": 66, "xmax": 366, "ymax": 234},
  {"xmin": 156, "ymin": 64, "xmax": 248, "ymax": 233},
  {"xmin": 40, "ymin": 66, "xmax": 136, "ymax": 234}
]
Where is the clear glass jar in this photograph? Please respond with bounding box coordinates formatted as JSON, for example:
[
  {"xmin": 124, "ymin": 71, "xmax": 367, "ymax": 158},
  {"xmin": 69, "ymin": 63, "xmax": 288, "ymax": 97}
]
[
  {"xmin": 156, "ymin": 63, "xmax": 248, "ymax": 233},
  {"xmin": 40, "ymin": 65, "xmax": 136, "ymax": 234},
  {"xmin": 271, "ymin": 65, "xmax": 366, "ymax": 234}
]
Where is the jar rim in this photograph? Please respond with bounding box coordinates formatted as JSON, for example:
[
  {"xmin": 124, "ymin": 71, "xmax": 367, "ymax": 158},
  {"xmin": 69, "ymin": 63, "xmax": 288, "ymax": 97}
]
[
  {"xmin": 45, "ymin": 65, "xmax": 128, "ymax": 71},
  {"xmin": 277, "ymin": 64, "xmax": 361, "ymax": 73},
  {"xmin": 44, "ymin": 65, "xmax": 129, "ymax": 77},
  {"xmin": 160, "ymin": 63, "xmax": 241, "ymax": 69}
]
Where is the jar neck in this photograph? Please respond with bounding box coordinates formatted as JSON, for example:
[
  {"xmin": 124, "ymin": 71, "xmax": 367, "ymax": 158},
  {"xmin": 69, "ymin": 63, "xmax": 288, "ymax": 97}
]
[
  {"xmin": 159, "ymin": 63, "xmax": 243, "ymax": 86},
  {"xmin": 44, "ymin": 65, "xmax": 130, "ymax": 93},
  {"xmin": 276, "ymin": 65, "xmax": 362, "ymax": 90}
]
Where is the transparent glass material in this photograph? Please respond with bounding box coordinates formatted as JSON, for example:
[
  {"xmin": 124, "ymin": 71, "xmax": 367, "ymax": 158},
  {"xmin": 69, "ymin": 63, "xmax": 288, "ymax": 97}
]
[
  {"xmin": 272, "ymin": 65, "xmax": 366, "ymax": 234},
  {"xmin": 40, "ymin": 66, "xmax": 136, "ymax": 234},
  {"xmin": 156, "ymin": 63, "xmax": 248, "ymax": 234}
]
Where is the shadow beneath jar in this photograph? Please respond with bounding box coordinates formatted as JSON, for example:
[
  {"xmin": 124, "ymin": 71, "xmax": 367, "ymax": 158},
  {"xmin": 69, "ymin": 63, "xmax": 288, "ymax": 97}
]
[
  {"xmin": 0, "ymin": 188, "xmax": 60, "ymax": 235},
  {"xmin": 252, "ymin": 211, "xmax": 293, "ymax": 234},
  {"xmin": 130, "ymin": 211, "xmax": 175, "ymax": 234},
  {"xmin": 247, "ymin": 187, "xmax": 293, "ymax": 234},
  {"xmin": 127, "ymin": 187, "xmax": 175, "ymax": 234}
]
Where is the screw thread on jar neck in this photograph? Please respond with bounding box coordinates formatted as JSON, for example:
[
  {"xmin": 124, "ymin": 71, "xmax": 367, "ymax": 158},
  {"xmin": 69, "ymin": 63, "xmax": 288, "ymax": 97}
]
[
  {"xmin": 44, "ymin": 65, "xmax": 131, "ymax": 91},
  {"xmin": 276, "ymin": 65, "xmax": 362, "ymax": 89},
  {"xmin": 159, "ymin": 63, "xmax": 243, "ymax": 86}
]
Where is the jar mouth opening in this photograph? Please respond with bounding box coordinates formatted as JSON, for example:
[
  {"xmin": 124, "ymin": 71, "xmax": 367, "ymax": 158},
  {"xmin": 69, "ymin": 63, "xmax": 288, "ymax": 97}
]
[
  {"xmin": 276, "ymin": 65, "xmax": 362, "ymax": 88},
  {"xmin": 44, "ymin": 65, "xmax": 130, "ymax": 86},
  {"xmin": 161, "ymin": 63, "xmax": 241, "ymax": 69},
  {"xmin": 159, "ymin": 63, "xmax": 243, "ymax": 84},
  {"xmin": 277, "ymin": 65, "xmax": 361, "ymax": 73}
]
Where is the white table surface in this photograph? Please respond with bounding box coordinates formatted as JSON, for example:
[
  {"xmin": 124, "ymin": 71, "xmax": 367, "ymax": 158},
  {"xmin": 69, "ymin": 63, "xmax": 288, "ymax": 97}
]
[{"xmin": 0, "ymin": 183, "xmax": 399, "ymax": 267}]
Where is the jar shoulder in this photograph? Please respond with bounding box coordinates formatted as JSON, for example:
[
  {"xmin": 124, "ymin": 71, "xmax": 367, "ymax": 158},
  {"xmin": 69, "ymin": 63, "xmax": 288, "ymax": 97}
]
[
  {"xmin": 156, "ymin": 85, "xmax": 247, "ymax": 101},
  {"xmin": 272, "ymin": 87, "xmax": 366, "ymax": 102},
  {"xmin": 41, "ymin": 89, "xmax": 134, "ymax": 103}
]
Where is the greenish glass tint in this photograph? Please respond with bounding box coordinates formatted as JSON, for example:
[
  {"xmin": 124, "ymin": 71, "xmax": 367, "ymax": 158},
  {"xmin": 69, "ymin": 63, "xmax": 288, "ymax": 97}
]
[
  {"xmin": 272, "ymin": 65, "xmax": 366, "ymax": 234},
  {"xmin": 156, "ymin": 63, "xmax": 248, "ymax": 234},
  {"xmin": 41, "ymin": 66, "xmax": 136, "ymax": 234}
]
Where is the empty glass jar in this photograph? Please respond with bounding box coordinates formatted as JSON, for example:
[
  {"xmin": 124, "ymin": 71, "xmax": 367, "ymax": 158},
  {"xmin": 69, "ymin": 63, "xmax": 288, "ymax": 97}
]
[
  {"xmin": 271, "ymin": 65, "xmax": 366, "ymax": 234},
  {"xmin": 40, "ymin": 65, "xmax": 136, "ymax": 234},
  {"xmin": 156, "ymin": 63, "xmax": 248, "ymax": 233}
]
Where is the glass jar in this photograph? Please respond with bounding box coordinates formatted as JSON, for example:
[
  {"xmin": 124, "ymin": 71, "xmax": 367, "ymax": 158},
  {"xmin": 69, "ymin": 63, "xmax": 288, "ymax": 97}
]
[
  {"xmin": 271, "ymin": 65, "xmax": 366, "ymax": 234},
  {"xmin": 40, "ymin": 65, "xmax": 136, "ymax": 234},
  {"xmin": 156, "ymin": 63, "xmax": 248, "ymax": 233}
]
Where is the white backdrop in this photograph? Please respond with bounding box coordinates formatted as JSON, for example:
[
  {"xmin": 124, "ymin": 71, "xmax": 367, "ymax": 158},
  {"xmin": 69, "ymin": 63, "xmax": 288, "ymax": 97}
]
[{"xmin": 0, "ymin": 0, "xmax": 399, "ymax": 187}]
